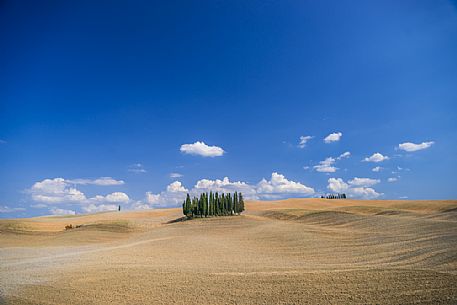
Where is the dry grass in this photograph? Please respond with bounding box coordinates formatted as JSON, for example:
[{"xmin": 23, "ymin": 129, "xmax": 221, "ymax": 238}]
[{"xmin": 1, "ymin": 199, "xmax": 456, "ymax": 304}]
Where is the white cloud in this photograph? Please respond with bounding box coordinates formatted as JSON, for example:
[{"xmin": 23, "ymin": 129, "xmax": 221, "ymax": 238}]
[
  {"xmin": 145, "ymin": 192, "xmax": 161, "ymax": 205},
  {"xmin": 324, "ymin": 132, "xmax": 342, "ymax": 143},
  {"xmin": 130, "ymin": 201, "xmax": 152, "ymax": 210},
  {"xmin": 327, "ymin": 178, "xmax": 382, "ymax": 199},
  {"xmin": 30, "ymin": 178, "xmax": 87, "ymax": 204},
  {"xmin": 298, "ymin": 136, "xmax": 313, "ymax": 148},
  {"xmin": 387, "ymin": 177, "xmax": 398, "ymax": 182},
  {"xmin": 167, "ymin": 181, "xmax": 188, "ymax": 193},
  {"xmin": 337, "ymin": 151, "xmax": 351, "ymax": 160},
  {"xmin": 169, "ymin": 172, "xmax": 183, "ymax": 178},
  {"xmin": 314, "ymin": 151, "xmax": 350, "ymax": 173},
  {"xmin": 101, "ymin": 192, "xmax": 130, "ymax": 203},
  {"xmin": 363, "ymin": 153, "xmax": 389, "ymax": 163},
  {"xmin": 180, "ymin": 141, "xmax": 224, "ymax": 157},
  {"xmin": 29, "ymin": 178, "xmax": 130, "ymax": 214},
  {"xmin": 348, "ymin": 177, "xmax": 380, "ymax": 187},
  {"xmin": 349, "ymin": 187, "xmax": 382, "ymax": 199},
  {"xmin": 66, "ymin": 177, "xmax": 125, "ymax": 186},
  {"xmin": 314, "ymin": 157, "xmax": 337, "ymax": 173},
  {"xmin": 327, "ymin": 178, "xmax": 349, "ymax": 193},
  {"xmin": 256, "ymin": 172, "xmax": 314, "ymax": 199},
  {"xmin": 0, "ymin": 206, "xmax": 25, "ymax": 213},
  {"xmin": 50, "ymin": 208, "xmax": 76, "ymax": 216},
  {"xmin": 128, "ymin": 163, "xmax": 147, "ymax": 173},
  {"xmin": 372, "ymin": 166, "xmax": 382, "ymax": 172},
  {"xmin": 193, "ymin": 177, "xmax": 257, "ymax": 197},
  {"xmin": 144, "ymin": 181, "xmax": 189, "ymax": 208},
  {"xmin": 303, "ymin": 166, "xmax": 310, "ymax": 170},
  {"xmin": 82, "ymin": 204, "xmax": 118, "ymax": 213},
  {"xmin": 398, "ymin": 141, "xmax": 434, "ymax": 152}
]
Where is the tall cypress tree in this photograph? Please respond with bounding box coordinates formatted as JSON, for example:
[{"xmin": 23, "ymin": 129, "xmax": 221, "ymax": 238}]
[
  {"xmin": 227, "ymin": 193, "xmax": 232, "ymax": 215},
  {"xmin": 239, "ymin": 193, "xmax": 245, "ymax": 212},
  {"xmin": 205, "ymin": 192, "xmax": 209, "ymax": 217},
  {"xmin": 221, "ymin": 193, "xmax": 226, "ymax": 215},
  {"xmin": 184, "ymin": 193, "xmax": 191, "ymax": 216},
  {"xmin": 209, "ymin": 191, "xmax": 212, "ymax": 216},
  {"xmin": 233, "ymin": 192, "xmax": 238, "ymax": 214},
  {"xmin": 214, "ymin": 192, "xmax": 219, "ymax": 216}
]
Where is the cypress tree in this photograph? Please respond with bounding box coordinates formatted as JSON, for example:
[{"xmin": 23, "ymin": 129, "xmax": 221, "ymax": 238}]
[
  {"xmin": 205, "ymin": 192, "xmax": 209, "ymax": 217},
  {"xmin": 198, "ymin": 193, "xmax": 205, "ymax": 217},
  {"xmin": 185, "ymin": 194, "xmax": 191, "ymax": 217},
  {"xmin": 214, "ymin": 192, "xmax": 219, "ymax": 216},
  {"xmin": 234, "ymin": 192, "xmax": 238, "ymax": 214},
  {"xmin": 226, "ymin": 193, "xmax": 232, "ymax": 215},
  {"xmin": 221, "ymin": 193, "xmax": 226, "ymax": 215},
  {"xmin": 209, "ymin": 191, "xmax": 213, "ymax": 216},
  {"xmin": 239, "ymin": 193, "xmax": 245, "ymax": 212}
]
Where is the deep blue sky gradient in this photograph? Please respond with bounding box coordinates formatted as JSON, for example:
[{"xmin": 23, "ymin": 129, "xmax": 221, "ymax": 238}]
[{"xmin": 1, "ymin": 0, "xmax": 456, "ymax": 217}]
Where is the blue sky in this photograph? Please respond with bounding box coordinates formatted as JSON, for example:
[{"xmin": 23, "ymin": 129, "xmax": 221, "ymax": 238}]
[{"xmin": 1, "ymin": 0, "xmax": 456, "ymax": 217}]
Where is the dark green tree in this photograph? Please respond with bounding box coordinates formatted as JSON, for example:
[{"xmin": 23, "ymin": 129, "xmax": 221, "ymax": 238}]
[
  {"xmin": 239, "ymin": 193, "xmax": 245, "ymax": 212},
  {"xmin": 233, "ymin": 192, "xmax": 238, "ymax": 214}
]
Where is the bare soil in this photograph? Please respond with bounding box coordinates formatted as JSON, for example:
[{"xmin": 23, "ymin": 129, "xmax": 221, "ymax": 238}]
[{"xmin": 1, "ymin": 199, "xmax": 456, "ymax": 304}]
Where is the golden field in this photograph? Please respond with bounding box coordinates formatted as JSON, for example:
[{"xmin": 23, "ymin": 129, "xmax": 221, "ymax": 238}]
[{"xmin": 1, "ymin": 199, "xmax": 456, "ymax": 304}]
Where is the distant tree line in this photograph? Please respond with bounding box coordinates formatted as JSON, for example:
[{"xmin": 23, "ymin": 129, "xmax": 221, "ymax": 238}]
[
  {"xmin": 321, "ymin": 193, "xmax": 347, "ymax": 199},
  {"xmin": 182, "ymin": 192, "xmax": 245, "ymax": 217}
]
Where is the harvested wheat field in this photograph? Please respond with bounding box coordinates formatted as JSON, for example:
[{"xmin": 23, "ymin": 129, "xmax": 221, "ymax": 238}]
[{"xmin": 1, "ymin": 199, "xmax": 456, "ymax": 304}]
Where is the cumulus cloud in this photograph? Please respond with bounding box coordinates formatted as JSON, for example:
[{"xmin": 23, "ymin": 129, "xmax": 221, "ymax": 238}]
[
  {"xmin": 128, "ymin": 163, "xmax": 147, "ymax": 173},
  {"xmin": 82, "ymin": 204, "xmax": 118, "ymax": 213},
  {"xmin": 348, "ymin": 177, "xmax": 380, "ymax": 187},
  {"xmin": 50, "ymin": 208, "xmax": 76, "ymax": 216},
  {"xmin": 363, "ymin": 153, "xmax": 389, "ymax": 163},
  {"xmin": 314, "ymin": 157, "xmax": 337, "ymax": 173},
  {"xmin": 387, "ymin": 177, "xmax": 398, "ymax": 182},
  {"xmin": 398, "ymin": 141, "xmax": 434, "ymax": 152},
  {"xmin": 327, "ymin": 178, "xmax": 381, "ymax": 199},
  {"xmin": 298, "ymin": 136, "xmax": 313, "ymax": 148},
  {"xmin": 30, "ymin": 178, "xmax": 87, "ymax": 204},
  {"xmin": 180, "ymin": 141, "xmax": 224, "ymax": 157},
  {"xmin": 349, "ymin": 187, "xmax": 382, "ymax": 199},
  {"xmin": 372, "ymin": 166, "xmax": 382, "ymax": 172},
  {"xmin": 327, "ymin": 178, "xmax": 349, "ymax": 193},
  {"xmin": 0, "ymin": 205, "xmax": 25, "ymax": 213},
  {"xmin": 144, "ymin": 181, "xmax": 189, "ymax": 208},
  {"xmin": 324, "ymin": 132, "xmax": 342, "ymax": 143},
  {"xmin": 89, "ymin": 192, "xmax": 130, "ymax": 203},
  {"xmin": 256, "ymin": 173, "xmax": 314, "ymax": 199},
  {"xmin": 28, "ymin": 178, "xmax": 130, "ymax": 214},
  {"xmin": 66, "ymin": 177, "xmax": 125, "ymax": 186},
  {"xmin": 193, "ymin": 177, "xmax": 257, "ymax": 198}
]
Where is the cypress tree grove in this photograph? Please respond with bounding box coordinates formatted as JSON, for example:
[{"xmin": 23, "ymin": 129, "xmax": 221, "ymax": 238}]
[{"xmin": 182, "ymin": 192, "xmax": 245, "ymax": 218}]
